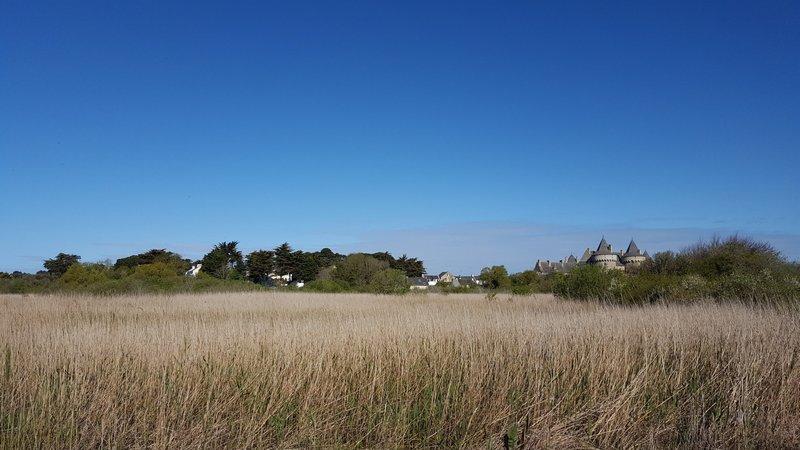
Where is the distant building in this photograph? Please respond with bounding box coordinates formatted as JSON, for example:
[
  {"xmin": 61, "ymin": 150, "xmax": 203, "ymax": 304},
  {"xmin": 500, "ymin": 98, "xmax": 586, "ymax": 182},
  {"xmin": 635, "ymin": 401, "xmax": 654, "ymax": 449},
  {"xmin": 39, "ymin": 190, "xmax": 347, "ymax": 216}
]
[
  {"xmin": 409, "ymin": 277, "xmax": 429, "ymax": 290},
  {"xmin": 533, "ymin": 255, "xmax": 578, "ymax": 275},
  {"xmin": 438, "ymin": 272, "xmax": 455, "ymax": 283},
  {"xmin": 268, "ymin": 273, "xmax": 293, "ymax": 286},
  {"xmin": 422, "ymin": 273, "xmax": 440, "ymax": 286},
  {"xmin": 534, "ymin": 238, "xmax": 650, "ymax": 274},
  {"xmin": 453, "ymin": 275, "xmax": 482, "ymax": 288}
]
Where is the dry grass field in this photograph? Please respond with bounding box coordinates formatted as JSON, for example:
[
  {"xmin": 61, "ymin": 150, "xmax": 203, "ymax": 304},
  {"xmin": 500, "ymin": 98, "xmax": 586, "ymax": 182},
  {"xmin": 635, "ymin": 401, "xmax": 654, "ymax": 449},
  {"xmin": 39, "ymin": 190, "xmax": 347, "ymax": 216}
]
[{"xmin": 1, "ymin": 292, "xmax": 799, "ymax": 448}]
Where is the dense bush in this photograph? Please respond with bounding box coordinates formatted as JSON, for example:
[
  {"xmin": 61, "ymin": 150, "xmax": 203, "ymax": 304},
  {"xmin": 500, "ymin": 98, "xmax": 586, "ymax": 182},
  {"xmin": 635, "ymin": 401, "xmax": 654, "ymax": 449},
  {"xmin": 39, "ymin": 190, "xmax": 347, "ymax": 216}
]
[
  {"xmin": 553, "ymin": 265, "xmax": 621, "ymax": 300},
  {"xmin": 368, "ymin": 269, "xmax": 410, "ymax": 294},
  {"xmin": 305, "ymin": 279, "xmax": 348, "ymax": 293},
  {"xmin": 0, "ymin": 272, "xmax": 53, "ymax": 294},
  {"xmin": 479, "ymin": 266, "xmax": 512, "ymax": 290},
  {"xmin": 331, "ymin": 254, "xmax": 389, "ymax": 290},
  {"xmin": 0, "ymin": 262, "xmax": 262, "ymax": 295}
]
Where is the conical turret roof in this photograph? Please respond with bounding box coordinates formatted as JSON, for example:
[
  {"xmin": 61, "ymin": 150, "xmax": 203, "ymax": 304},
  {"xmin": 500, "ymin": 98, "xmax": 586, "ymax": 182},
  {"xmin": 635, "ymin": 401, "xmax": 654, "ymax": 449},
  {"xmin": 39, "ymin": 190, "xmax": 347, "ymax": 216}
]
[
  {"xmin": 594, "ymin": 237, "xmax": 613, "ymax": 255},
  {"xmin": 624, "ymin": 240, "xmax": 643, "ymax": 257}
]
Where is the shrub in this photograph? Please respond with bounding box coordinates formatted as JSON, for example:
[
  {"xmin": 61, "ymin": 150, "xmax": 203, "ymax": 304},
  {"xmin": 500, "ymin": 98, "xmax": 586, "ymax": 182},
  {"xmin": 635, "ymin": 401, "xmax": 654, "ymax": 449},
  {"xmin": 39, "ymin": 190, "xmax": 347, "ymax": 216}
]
[
  {"xmin": 612, "ymin": 273, "xmax": 677, "ymax": 304},
  {"xmin": 554, "ymin": 265, "xmax": 621, "ymax": 300},
  {"xmin": 332, "ymin": 254, "xmax": 388, "ymax": 289},
  {"xmin": 58, "ymin": 264, "xmax": 112, "ymax": 289},
  {"xmin": 479, "ymin": 266, "xmax": 511, "ymax": 290},
  {"xmin": 368, "ymin": 269, "xmax": 409, "ymax": 294},
  {"xmin": 305, "ymin": 279, "xmax": 348, "ymax": 293},
  {"xmin": 510, "ymin": 284, "xmax": 534, "ymax": 295},
  {"xmin": 671, "ymin": 274, "xmax": 711, "ymax": 300},
  {"xmin": 510, "ymin": 270, "xmax": 540, "ymax": 293}
]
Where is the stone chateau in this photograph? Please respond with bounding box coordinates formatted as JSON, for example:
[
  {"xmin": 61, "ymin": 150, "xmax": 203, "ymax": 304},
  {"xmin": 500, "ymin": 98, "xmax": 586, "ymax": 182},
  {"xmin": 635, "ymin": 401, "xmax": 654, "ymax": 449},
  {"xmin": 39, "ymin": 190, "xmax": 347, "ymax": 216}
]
[{"xmin": 534, "ymin": 238, "xmax": 651, "ymax": 274}]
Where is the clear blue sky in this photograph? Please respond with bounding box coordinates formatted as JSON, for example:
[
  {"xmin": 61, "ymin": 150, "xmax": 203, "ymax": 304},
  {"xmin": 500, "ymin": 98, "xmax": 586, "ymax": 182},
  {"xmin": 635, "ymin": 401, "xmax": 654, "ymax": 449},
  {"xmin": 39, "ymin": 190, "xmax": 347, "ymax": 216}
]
[{"xmin": 2, "ymin": 1, "xmax": 799, "ymax": 274}]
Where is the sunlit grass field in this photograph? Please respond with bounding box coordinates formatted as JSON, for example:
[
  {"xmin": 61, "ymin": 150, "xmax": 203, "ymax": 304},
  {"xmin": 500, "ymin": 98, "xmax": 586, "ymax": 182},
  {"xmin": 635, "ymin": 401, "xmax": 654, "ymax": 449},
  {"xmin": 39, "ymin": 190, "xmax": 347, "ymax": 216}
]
[{"xmin": 1, "ymin": 292, "xmax": 799, "ymax": 448}]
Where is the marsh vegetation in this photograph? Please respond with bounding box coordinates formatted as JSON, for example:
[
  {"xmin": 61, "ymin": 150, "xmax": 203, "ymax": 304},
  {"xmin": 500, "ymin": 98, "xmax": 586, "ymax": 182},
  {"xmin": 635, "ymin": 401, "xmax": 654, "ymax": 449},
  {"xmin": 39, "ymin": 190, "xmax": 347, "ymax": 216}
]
[{"xmin": 2, "ymin": 292, "xmax": 799, "ymax": 448}]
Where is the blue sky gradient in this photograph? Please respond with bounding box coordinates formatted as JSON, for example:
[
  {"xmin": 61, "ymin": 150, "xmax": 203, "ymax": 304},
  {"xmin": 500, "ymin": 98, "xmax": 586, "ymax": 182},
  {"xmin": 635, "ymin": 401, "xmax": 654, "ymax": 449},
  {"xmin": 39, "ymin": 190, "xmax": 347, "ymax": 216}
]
[{"xmin": 2, "ymin": 1, "xmax": 799, "ymax": 273}]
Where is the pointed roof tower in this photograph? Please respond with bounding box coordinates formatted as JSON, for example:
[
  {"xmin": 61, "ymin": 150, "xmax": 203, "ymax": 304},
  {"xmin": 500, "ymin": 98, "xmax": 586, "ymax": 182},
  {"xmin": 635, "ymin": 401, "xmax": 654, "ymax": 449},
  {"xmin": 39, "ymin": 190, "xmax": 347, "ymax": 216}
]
[
  {"xmin": 624, "ymin": 240, "xmax": 643, "ymax": 257},
  {"xmin": 594, "ymin": 237, "xmax": 613, "ymax": 255},
  {"xmin": 579, "ymin": 248, "xmax": 592, "ymax": 263}
]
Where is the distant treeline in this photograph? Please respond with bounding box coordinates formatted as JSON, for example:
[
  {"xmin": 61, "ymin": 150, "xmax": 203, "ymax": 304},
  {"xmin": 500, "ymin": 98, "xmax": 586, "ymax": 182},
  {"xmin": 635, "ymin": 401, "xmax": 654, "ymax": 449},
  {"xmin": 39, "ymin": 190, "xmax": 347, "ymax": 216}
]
[
  {"xmin": 0, "ymin": 242, "xmax": 425, "ymax": 295},
  {"xmin": 2, "ymin": 236, "xmax": 799, "ymax": 303}
]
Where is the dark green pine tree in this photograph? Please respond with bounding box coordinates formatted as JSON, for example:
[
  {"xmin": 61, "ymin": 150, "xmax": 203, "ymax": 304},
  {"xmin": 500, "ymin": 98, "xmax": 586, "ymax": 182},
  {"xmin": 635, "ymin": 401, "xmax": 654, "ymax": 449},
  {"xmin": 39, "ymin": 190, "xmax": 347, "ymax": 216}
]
[
  {"xmin": 245, "ymin": 250, "xmax": 274, "ymax": 284},
  {"xmin": 273, "ymin": 243, "xmax": 296, "ymax": 276}
]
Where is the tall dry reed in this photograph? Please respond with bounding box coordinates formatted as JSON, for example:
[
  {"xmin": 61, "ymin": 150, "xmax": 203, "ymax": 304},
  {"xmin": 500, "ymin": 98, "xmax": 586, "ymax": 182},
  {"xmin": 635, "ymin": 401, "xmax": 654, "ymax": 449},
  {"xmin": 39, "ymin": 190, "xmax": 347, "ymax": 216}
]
[{"xmin": 1, "ymin": 292, "xmax": 798, "ymax": 448}]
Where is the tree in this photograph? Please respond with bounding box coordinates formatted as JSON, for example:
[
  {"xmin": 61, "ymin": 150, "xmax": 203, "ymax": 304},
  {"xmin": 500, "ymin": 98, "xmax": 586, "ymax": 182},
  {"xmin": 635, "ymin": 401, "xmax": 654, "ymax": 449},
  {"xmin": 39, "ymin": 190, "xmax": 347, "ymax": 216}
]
[
  {"xmin": 201, "ymin": 242, "xmax": 245, "ymax": 279},
  {"xmin": 43, "ymin": 253, "xmax": 81, "ymax": 277},
  {"xmin": 245, "ymin": 250, "xmax": 274, "ymax": 284},
  {"xmin": 332, "ymin": 254, "xmax": 389, "ymax": 289},
  {"xmin": 293, "ymin": 251, "xmax": 320, "ymax": 282},
  {"xmin": 392, "ymin": 254, "xmax": 425, "ymax": 277},
  {"xmin": 479, "ymin": 265, "xmax": 512, "ymax": 290},
  {"xmin": 114, "ymin": 249, "xmax": 190, "ymax": 274},
  {"xmin": 273, "ymin": 243, "xmax": 296, "ymax": 276},
  {"xmin": 369, "ymin": 268, "xmax": 410, "ymax": 294},
  {"xmin": 316, "ymin": 248, "xmax": 344, "ymax": 267},
  {"xmin": 510, "ymin": 270, "xmax": 540, "ymax": 287}
]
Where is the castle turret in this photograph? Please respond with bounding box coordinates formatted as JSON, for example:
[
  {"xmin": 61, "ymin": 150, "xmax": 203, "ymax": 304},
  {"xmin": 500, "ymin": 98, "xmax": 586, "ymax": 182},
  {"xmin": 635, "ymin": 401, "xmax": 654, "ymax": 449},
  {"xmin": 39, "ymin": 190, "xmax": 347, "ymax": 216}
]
[
  {"xmin": 588, "ymin": 237, "xmax": 622, "ymax": 269},
  {"xmin": 621, "ymin": 240, "xmax": 648, "ymax": 266}
]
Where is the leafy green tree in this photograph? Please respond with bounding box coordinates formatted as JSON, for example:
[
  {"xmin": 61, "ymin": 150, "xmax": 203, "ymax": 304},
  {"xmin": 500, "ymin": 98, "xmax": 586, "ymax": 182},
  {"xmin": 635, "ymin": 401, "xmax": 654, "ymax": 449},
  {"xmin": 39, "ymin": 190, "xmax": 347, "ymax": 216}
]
[
  {"xmin": 316, "ymin": 248, "xmax": 344, "ymax": 267},
  {"xmin": 43, "ymin": 253, "xmax": 81, "ymax": 277},
  {"xmin": 510, "ymin": 270, "xmax": 540, "ymax": 287},
  {"xmin": 273, "ymin": 243, "xmax": 296, "ymax": 276},
  {"xmin": 479, "ymin": 265, "xmax": 512, "ymax": 290},
  {"xmin": 245, "ymin": 250, "xmax": 274, "ymax": 284},
  {"xmin": 114, "ymin": 249, "xmax": 190, "ymax": 274},
  {"xmin": 201, "ymin": 242, "xmax": 245, "ymax": 279},
  {"xmin": 332, "ymin": 254, "xmax": 389, "ymax": 289},
  {"xmin": 369, "ymin": 268, "xmax": 410, "ymax": 294}
]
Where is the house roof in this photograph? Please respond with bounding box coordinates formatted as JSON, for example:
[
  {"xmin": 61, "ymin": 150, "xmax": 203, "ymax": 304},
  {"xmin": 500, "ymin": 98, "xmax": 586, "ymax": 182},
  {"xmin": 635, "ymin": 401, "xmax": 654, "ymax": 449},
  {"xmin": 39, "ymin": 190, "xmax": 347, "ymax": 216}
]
[
  {"xmin": 456, "ymin": 276, "xmax": 478, "ymax": 285},
  {"xmin": 408, "ymin": 277, "xmax": 428, "ymax": 286}
]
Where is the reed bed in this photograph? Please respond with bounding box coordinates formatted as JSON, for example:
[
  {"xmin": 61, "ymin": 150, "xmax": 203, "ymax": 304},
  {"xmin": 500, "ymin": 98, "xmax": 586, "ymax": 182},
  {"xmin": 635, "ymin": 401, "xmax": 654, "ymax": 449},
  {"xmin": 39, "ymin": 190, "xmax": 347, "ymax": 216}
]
[{"xmin": 1, "ymin": 292, "xmax": 799, "ymax": 448}]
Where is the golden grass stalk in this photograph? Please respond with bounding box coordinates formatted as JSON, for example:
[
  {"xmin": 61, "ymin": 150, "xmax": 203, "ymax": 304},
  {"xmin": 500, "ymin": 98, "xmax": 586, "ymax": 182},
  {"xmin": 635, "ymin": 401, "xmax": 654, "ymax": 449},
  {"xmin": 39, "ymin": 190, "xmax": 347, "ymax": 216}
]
[{"xmin": 1, "ymin": 292, "xmax": 798, "ymax": 448}]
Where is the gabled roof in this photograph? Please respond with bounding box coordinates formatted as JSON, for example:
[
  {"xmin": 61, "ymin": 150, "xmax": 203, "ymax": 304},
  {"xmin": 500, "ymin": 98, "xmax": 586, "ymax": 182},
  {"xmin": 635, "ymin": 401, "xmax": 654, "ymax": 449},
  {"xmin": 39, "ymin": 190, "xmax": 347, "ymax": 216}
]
[{"xmin": 579, "ymin": 248, "xmax": 592, "ymax": 263}]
